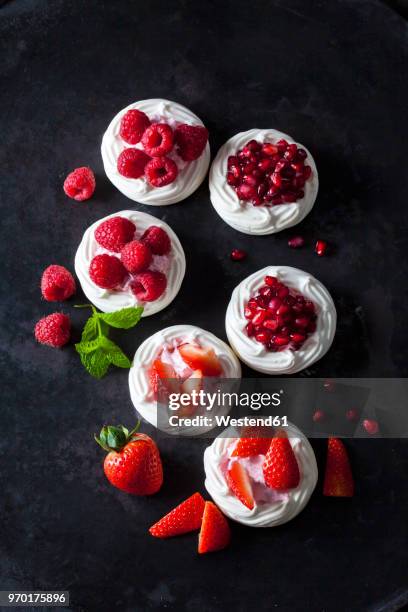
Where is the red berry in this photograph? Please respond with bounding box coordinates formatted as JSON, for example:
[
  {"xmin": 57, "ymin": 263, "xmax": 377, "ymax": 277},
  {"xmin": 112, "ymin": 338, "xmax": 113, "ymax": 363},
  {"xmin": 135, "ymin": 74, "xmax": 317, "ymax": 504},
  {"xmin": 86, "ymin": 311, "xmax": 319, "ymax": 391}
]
[
  {"xmin": 315, "ymin": 239, "xmax": 328, "ymax": 256},
  {"xmin": 346, "ymin": 409, "xmax": 359, "ymax": 422},
  {"xmin": 230, "ymin": 249, "xmax": 247, "ymax": 261},
  {"xmin": 263, "ymin": 434, "xmax": 300, "ymax": 490},
  {"xmin": 198, "ymin": 501, "xmax": 231, "ymax": 554},
  {"xmin": 95, "ymin": 216, "xmax": 136, "ymax": 253},
  {"xmin": 117, "ymin": 148, "xmax": 150, "ymax": 178},
  {"xmin": 41, "ymin": 265, "xmax": 76, "ymax": 301},
  {"xmin": 141, "ymin": 123, "xmax": 174, "ymax": 157},
  {"xmin": 288, "ymin": 236, "xmax": 305, "ymax": 249},
  {"xmin": 144, "ymin": 156, "xmax": 178, "ymax": 187},
  {"xmin": 119, "ymin": 109, "xmax": 151, "ymax": 144},
  {"xmin": 313, "ymin": 410, "xmax": 325, "ymax": 423},
  {"xmin": 121, "ymin": 240, "xmax": 152, "ymax": 273},
  {"xmin": 89, "ymin": 254, "xmax": 127, "ymax": 289},
  {"xmin": 149, "ymin": 493, "xmax": 205, "ymax": 538},
  {"xmin": 130, "ymin": 271, "xmax": 167, "ymax": 302},
  {"xmin": 174, "ymin": 124, "xmax": 209, "ymax": 161},
  {"xmin": 323, "ymin": 438, "xmax": 354, "ymax": 497},
  {"xmin": 34, "ymin": 312, "xmax": 71, "ymax": 348},
  {"xmin": 63, "ymin": 167, "xmax": 95, "ymax": 201},
  {"xmin": 363, "ymin": 419, "xmax": 379, "ymax": 435},
  {"xmin": 141, "ymin": 226, "xmax": 171, "ymax": 256}
]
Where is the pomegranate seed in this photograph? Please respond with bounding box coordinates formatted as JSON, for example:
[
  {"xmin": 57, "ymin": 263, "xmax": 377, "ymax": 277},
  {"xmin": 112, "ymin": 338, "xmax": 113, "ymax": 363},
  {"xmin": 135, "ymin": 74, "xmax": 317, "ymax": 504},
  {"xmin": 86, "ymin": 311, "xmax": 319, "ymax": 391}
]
[
  {"xmin": 312, "ymin": 410, "xmax": 325, "ymax": 423},
  {"xmin": 251, "ymin": 195, "xmax": 262, "ymax": 206},
  {"xmin": 244, "ymin": 307, "xmax": 254, "ymax": 319},
  {"xmin": 237, "ymin": 183, "xmax": 256, "ymax": 201},
  {"xmin": 346, "ymin": 409, "xmax": 359, "ymax": 422},
  {"xmin": 263, "ymin": 318, "xmax": 279, "ymax": 331},
  {"xmin": 363, "ymin": 419, "xmax": 379, "ymax": 435},
  {"xmin": 284, "ymin": 143, "xmax": 298, "ymax": 161},
  {"xmin": 248, "ymin": 298, "xmax": 258, "ymax": 309},
  {"xmin": 274, "ymin": 160, "xmax": 287, "ymax": 173},
  {"xmin": 243, "ymin": 161, "xmax": 256, "ymax": 173},
  {"xmin": 271, "ymin": 173, "xmax": 282, "ymax": 187},
  {"xmin": 228, "ymin": 155, "xmax": 239, "ymax": 168},
  {"xmin": 262, "ymin": 143, "xmax": 278, "ymax": 156},
  {"xmin": 276, "ymin": 285, "xmax": 289, "ymax": 299},
  {"xmin": 315, "ymin": 240, "xmax": 328, "ymax": 256},
  {"xmin": 258, "ymin": 182, "xmax": 268, "ymax": 198},
  {"xmin": 255, "ymin": 331, "xmax": 271, "ymax": 344},
  {"xmin": 282, "ymin": 192, "xmax": 298, "ymax": 203},
  {"xmin": 276, "ymin": 139, "xmax": 288, "ymax": 151},
  {"xmin": 258, "ymin": 158, "xmax": 273, "ymax": 172},
  {"xmin": 246, "ymin": 139, "xmax": 262, "ymax": 152},
  {"xmin": 267, "ymin": 297, "xmax": 281, "ymax": 313},
  {"xmin": 307, "ymin": 321, "xmax": 317, "ymax": 333},
  {"xmin": 259, "ymin": 286, "xmax": 273, "ymax": 299},
  {"xmin": 246, "ymin": 322, "xmax": 255, "ymax": 337},
  {"xmin": 296, "ymin": 149, "xmax": 307, "ymax": 160},
  {"xmin": 276, "ymin": 304, "xmax": 290, "ymax": 316},
  {"xmin": 323, "ymin": 379, "xmax": 335, "ymax": 392},
  {"xmin": 303, "ymin": 165, "xmax": 312, "ymax": 179},
  {"xmin": 252, "ymin": 310, "xmax": 267, "ymax": 326},
  {"xmin": 230, "ymin": 248, "xmax": 247, "ymax": 261},
  {"xmin": 288, "ymin": 235, "xmax": 305, "ymax": 249},
  {"xmin": 273, "ymin": 335, "xmax": 290, "ymax": 347},
  {"xmin": 295, "ymin": 316, "xmax": 310, "ymax": 328},
  {"xmin": 264, "ymin": 275, "xmax": 278, "ymax": 287},
  {"xmin": 271, "ymin": 195, "xmax": 283, "ymax": 205},
  {"xmin": 227, "ymin": 172, "xmax": 239, "ymax": 186},
  {"xmin": 304, "ymin": 300, "xmax": 315, "ymax": 312},
  {"xmin": 256, "ymin": 295, "xmax": 268, "ymax": 308},
  {"xmin": 296, "ymin": 190, "xmax": 305, "ymax": 199},
  {"xmin": 290, "ymin": 332, "xmax": 306, "ymax": 343},
  {"xmin": 291, "ymin": 161, "xmax": 304, "ymax": 173},
  {"xmin": 293, "ymin": 176, "xmax": 305, "ymax": 189},
  {"xmin": 243, "ymin": 174, "xmax": 258, "ymax": 187}
]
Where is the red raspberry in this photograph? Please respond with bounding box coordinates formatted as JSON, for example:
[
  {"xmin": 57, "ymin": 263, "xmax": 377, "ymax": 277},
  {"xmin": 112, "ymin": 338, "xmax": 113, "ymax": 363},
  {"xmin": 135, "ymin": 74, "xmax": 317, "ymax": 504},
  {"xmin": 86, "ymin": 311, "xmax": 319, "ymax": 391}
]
[
  {"xmin": 141, "ymin": 123, "xmax": 174, "ymax": 156},
  {"xmin": 63, "ymin": 167, "xmax": 96, "ymax": 201},
  {"xmin": 130, "ymin": 271, "xmax": 167, "ymax": 302},
  {"xmin": 121, "ymin": 240, "xmax": 152, "ymax": 273},
  {"xmin": 174, "ymin": 124, "xmax": 208, "ymax": 161},
  {"xmin": 117, "ymin": 148, "xmax": 151, "ymax": 178},
  {"xmin": 89, "ymin": 254, "xmax": 127, "ymax": 289},
  {"xmin": 95, "ymin": 216, "xmax": 136, "ymax": 253},
  {"xmin": 144, "ymin": 157, "xmax": 178, "ymax": 187},
  {"xmin": 141, "ymin": 226, "xmax": 171, "ymax": 255},
  {"xmin": 119, "ymin": 109, "xmax": 151, "ymax": 145},
  {"xmin": 41, "ymin": 265, "xmax": 76, "ymax": 302},
  {"xmin": 34, "ymin": 313, "xmax": 71, "ymax": 348}
]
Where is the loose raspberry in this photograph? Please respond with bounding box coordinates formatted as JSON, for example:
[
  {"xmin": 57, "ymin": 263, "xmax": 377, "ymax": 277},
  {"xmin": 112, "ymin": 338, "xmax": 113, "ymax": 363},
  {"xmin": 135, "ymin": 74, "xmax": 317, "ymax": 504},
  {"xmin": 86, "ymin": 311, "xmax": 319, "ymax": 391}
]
[
  {"xmin": 89, "ymin": 254, "xmax": 127, "ymax": 289},
  {"xmin": 141, "ymin": 123, "xmax": 174, "ymax": 157},
  {"xmin": 121, "ymin": 240, "xmax": 152, "ymax": 273},
  {"xmin": 41, "ymin": 265, "xmax": 76, "ymax": 302},
  {"xmin": 117, "ymin": 148, "xmax": 151, "ymax": 179},
  {"xmin": 131, "ymin": 271, "xmax": 167, "ymax": 302},
  {"xmin": 119, "ymin": 109, "xmax": 151, "ymax": 145},
  {"xmin": 144, "ymin": 157, "xmax": 178, "ymax": 187},
  {"xmin": 63, "ymin": 167, "xmax": 95, "ymax": 201},
  {"xmin": 174, "ymin": 124, "xmax": 208, "ymax": 161},
  {"xmin": 34, "ymin": 313, "xmax": 71, "ymax": 348},
  {"xmin": 141, "ymin": 226, "xmax": 171, "ymax": 255},
  {"xmin": 94, "ymin": 216, "xmax": 136, "ymax": 253}
]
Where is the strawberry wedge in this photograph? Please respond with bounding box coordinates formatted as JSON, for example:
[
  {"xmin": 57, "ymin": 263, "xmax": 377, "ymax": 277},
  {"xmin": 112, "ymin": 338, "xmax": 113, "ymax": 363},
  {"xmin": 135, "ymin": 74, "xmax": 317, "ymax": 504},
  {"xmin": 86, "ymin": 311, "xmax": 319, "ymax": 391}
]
[
  {"xmin": 149, "ymin": 492, "xmax": 205, "ymax": 538},
  {"xmin": 178, "ymin": 343, "xmax": 222, "ymax": 377},
  {"xmin": 323, "ymin": 438, "xmax": 354, "ymax": 497},
  {"xmin": 226, "ymin": 462, "xmax": 255, "ymax": 509},
  {"xmin": 198, "ymin": 502, "xmax": 231, "ymax": 554}
]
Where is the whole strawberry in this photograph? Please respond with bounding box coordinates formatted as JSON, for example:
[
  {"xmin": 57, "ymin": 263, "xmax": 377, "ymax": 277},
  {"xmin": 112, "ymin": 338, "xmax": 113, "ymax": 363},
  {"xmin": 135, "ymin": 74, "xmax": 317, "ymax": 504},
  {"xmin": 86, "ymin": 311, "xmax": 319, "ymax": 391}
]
[{"xmin": 95, "ymin": 423, "xmax": 163, "ymax": 495}]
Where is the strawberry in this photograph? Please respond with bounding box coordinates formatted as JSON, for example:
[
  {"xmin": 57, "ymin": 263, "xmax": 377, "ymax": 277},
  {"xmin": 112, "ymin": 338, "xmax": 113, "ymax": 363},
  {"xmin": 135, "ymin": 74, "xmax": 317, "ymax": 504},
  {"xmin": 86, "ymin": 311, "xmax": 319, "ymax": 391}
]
[
  {"xmin": 231, "ymin": 426, "xmax": 272, "ymax": 457},
  {"xmin": 198, "ymin": 502, "xmax": 231, "ymax": 554},
  {"xmin": 263, "ymin": 433, "xmax": 300, "ymax": 490},
  {"xmin": 226, "ymin": 462, "xmax": 255, "ymax": 509},
  {"xmin": 95, "ymin": 423, "xmax": 163, "ymax": 495},
  {"xmin": 181, "ymin": 369, "xmax": 203, "ymax": 394},
  {"xmin": 151, "ymin": 358, "xmax": 180, "ymax": 395},
  {"xmin": 323, "ymin": 437, "xmax": 354, "ymax": 497},
  {"xmin": 178, "ymin": 343, "xmax": 222, "ymax": 376},
  {"xmin": 149, "ymin": 492, "xmax": 205, "ymax": 538}
]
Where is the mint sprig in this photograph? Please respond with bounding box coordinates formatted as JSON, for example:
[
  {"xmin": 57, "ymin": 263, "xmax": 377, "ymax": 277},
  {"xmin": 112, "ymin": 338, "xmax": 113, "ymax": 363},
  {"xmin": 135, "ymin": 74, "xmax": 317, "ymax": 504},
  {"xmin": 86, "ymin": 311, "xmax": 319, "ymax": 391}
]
[{"xmin": 75, "ymin": 305, "xmax": 143, "ymax": 379}]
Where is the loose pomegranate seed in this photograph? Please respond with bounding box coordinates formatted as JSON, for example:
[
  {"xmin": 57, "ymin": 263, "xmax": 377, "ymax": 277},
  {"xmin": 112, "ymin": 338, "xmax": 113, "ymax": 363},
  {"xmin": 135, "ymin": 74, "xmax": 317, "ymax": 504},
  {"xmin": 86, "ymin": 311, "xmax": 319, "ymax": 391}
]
[
  {"xmin": 288, "ymin": 236, "xmax": 305, "ymax": 249},
  {"xmin": 315, "ymin": 240, "xmax": 328, "ymax": 256},
  {"xmin": 323, "ymin": 379, "xmax": 335, "ymax": 392},
  {"xmin": 363, "ymin": 419, "xmax": 379, "ymax": 435},
  {"xmin": 346, "ymin": 409, "xmax": 359, "ymax": 422},
  {"xmin": 231, "ymin": 248, "xmax": 247, "ymax": 261},
  {"xmin": 312, "ymin": 410, "xmax": 325, "ymax": 423},
  {"xmin": 297, "ymin": 149, "xmax": 307, "ymax": 160}
]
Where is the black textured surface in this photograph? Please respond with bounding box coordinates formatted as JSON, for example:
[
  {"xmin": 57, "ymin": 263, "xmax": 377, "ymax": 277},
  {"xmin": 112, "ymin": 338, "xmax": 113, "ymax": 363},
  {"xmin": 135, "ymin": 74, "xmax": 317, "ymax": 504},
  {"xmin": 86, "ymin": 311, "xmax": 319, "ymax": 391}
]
[{"xmin": 1, "ymin": 1, "xmax": 408, "ymax": 611}]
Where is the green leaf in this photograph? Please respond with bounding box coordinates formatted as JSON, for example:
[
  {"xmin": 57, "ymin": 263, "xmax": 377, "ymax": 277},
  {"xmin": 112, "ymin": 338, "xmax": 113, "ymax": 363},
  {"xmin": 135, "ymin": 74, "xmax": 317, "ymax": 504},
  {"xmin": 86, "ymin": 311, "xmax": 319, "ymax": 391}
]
[
  {"xmin": 99, "ymin": 336, "xmax": 132, "ymax": 369},
  {"xmin": 75, "ymin": 338, "xmax": 102, "ymax": 355},
  {"xmin": 98, "ymin": 306, "xmax": 144, "ymax": 329},
  {"xmin": 81, "ymin": 317, "xmax": 99, "ymax": 342},
  {"xmin": 79, "ymin": 349, "xmax": 110, "ymax": 379}
]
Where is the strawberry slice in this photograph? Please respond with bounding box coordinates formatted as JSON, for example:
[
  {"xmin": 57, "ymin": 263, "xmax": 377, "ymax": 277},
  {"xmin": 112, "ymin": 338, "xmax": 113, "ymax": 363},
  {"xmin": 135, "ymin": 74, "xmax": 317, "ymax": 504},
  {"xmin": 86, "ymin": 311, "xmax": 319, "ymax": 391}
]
[
  {"xmin": 178, "ymin": 343, "xmax": 222, "ymax": 376},
  {"xmin": 263, "ymin": 434, "xmax": 300, "ymax": 490},
  {"xmin": 323, "ymin": 437, "xmax": 354, "ymax": 497},
  {"xmin": 232, "ymin": 426, "xmax": 272, "ymax": 457},
  {"xmin": 149, "ymin": 492, "xmax": 205, "ymax": 538},
  {"xmin": 151, "ymin": 358, "xmax": 180, "ymax": 394},
  {"xmin": 226, "ymin": 462, "xmax": 255, "ymax": 509},
  {"xmin": 181, "ymin": 369, "xmax": 203, "ymax": 394},
  {"xmin": 198, "ymin": 501, "xmax": 231, "ymax": 554}
]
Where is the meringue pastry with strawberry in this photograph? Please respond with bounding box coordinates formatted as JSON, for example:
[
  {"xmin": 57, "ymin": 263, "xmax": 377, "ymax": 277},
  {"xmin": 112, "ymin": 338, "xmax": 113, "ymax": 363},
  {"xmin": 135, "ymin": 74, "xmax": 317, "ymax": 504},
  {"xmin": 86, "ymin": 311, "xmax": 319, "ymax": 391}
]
[
  {"xmin": 204, "ymin": 424, "xmax": 318, "ymax": 527},
  {"xmin": 101, "ymin": 99, "xmax": 210, "ymax": 205}
]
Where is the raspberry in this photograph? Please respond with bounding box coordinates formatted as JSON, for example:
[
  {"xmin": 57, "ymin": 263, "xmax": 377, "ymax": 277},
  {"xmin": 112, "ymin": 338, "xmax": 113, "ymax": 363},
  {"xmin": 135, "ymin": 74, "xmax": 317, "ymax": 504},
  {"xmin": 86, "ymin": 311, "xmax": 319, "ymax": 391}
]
[
  {"xmin": 41, "ymin": 265, "xmax": 76, "ymax": 302},
  {"xmin": 121, "ymin": 240, "xmax": 152, "ymax": 273},
  {"xmin": 141, "ymin": 123, "xmax": 174, "ymax": 157},
  {"xmin": 117, "ymin": 148, "xmax": 151, "ymax": 178},
  {"xmin": 174, "ymin": 124, "xmax": 208, "ymax": 161},
  {"xmin": 63, "ymin": 167, "xmax": 95, "ymax": 201},
  {"xmin": 89, "ymin": 254, "xmax": 127, "ymax": 289},
  {"xmin": 34, "ymin": 313, "xmax": 71, "ymax": 348},
  {"xmin": 119, "ymin": 109, "xmax": 151, "ymax": 145},
  {"xmin": 95, "ymin": 216, "xmax": 136, "ymax": 253},
  {"xmin": 131, "ymin": 271, "xmax": 167, "ymax": 302},
  {"xmin": 144, "ymin": 157, "xmax": 178, "ymax": 187},
  {"xmin": 141, "ymin": 226, "xmax": 171, "ymax": 255}
]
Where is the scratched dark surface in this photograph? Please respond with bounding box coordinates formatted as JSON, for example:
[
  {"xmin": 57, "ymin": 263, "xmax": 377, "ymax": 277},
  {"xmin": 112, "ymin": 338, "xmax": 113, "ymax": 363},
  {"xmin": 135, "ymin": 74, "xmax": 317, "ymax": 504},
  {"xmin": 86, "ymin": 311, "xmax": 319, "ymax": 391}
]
[{"xmin": 1, "ymin": 1, "xmax": 408, "ymax": 611}]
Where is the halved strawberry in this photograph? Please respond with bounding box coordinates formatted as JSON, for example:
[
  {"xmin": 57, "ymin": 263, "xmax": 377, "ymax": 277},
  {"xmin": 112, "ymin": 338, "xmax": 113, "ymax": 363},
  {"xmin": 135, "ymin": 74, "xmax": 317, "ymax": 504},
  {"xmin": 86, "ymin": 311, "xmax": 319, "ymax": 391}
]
[
  {"xmin": 198, "ymin": 501, "xmax": 231, "ymax": 554},
  {"xmin": 226, "ymin": 462, "xmax": 255, "ymax": 509},
  {"xmin": 181, "ymin": 369, "xmax": 203, "ymax": 394},
  {"xmin": 323, "ymin": 438, "xmax": 354, "ymax": 497},
  {"xmin": 263, "ymin": 433, "xmax": 300, "ymax": 490},
  {"xmin": 149, "ymin": 492, "xmax": 205, "ymax": 538},
  {"xmin": 151, "ymin": 358, "xmax": 180, "ymax": 394},
  {"xmin": 232, "ymin": 426, "xmax": 272, "ymax": 457},
  {"xmin": 178, "ymin": 343, "xmax": 222, "ymax": 377}
]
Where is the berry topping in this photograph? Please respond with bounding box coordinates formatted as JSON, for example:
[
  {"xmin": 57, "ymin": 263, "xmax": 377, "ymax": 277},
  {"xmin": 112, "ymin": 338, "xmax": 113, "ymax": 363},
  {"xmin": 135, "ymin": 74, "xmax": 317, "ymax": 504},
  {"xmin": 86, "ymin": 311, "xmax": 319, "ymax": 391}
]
[
  {"xmin": 315, "ymin": 239, "xmax": 328, "ymax": 256},
  {"xmin": 89, "ymin": 254, "xmax": 127, "ymax": 289},
  {"xmin": 34, "ymin": 312, "xmax": 71, "ymax": 348},
  {"xmin": 120, "ymin": 240, "xmax": 152, "ymax": 274},
  {"xmin": 345, "ymin": 409, "xmax": 359, "ymax": 422},
  {"xmin": 263, "ymin": 433, "xmax": 300, "ymax": 490},
  {"xmin": 226, "ymin": 462, "xmax": 255, "ymax": 510},
  {"xmin": 178, "ymin": 343, "xmax": 222, "ymax": 376},
  {"xmin": 94, "ymin": 216, "xmax": 136, "ymax": 253},
  {"xmin": 323, "ymin": 438, "xmax": 354, "ymax": 497},
  {"xmin": 149, "ymin": 493, "xmax": 206, "ymax": 538},
  {"xmin": 231, "ymin": 431, "xmax": 271, "ymax": 458},
  {"xmin": 41, "ymin": 265, "xmax": 76, "ymax": 302},
  {"xmin": 230, "ymin": 248, "xmax": 247, "ymax": 261},
  {"xmin": 174, "ymin": 124, "xmax": 209, "ymax": 161},
  {"xmin": 227, "ymin": 139, "xmax": 311, "ymax": 207},
  {"xmin": 363, "ymin": 419, "xmax": 379, "ymax": 435},
  {"xmin": 130, "ymin": 271, "xmax": 167, "ymax": 302},
  {"xmin": 141, "ymin": 226, "xmax": 171, "ymax": 255},
  {"xmin": 119, "ymin": 109, "xmax": 151, "ymax": 144},
  {"xmin": 141, "ymin": 123, "xmax": 174, "ymax": 157},
  {"xmin": 288, "ymin": 235, "xmax": 305, "ymax": 249},
  {"xmin": 198, "ymin": 502, "xmax": 231, "ymax": 554},
  {"xmin": 63, "ymin": 167, "xmax": 95, "ymax": 201},
  {"xmin": 144, "ymin": 156, "xmax": 178, "ymax": 187},
  {"xmin": 117, "ymin": 148, "xmax": 151, "ymax": 179},
  {"xmin": 312, "ymin": 409, "xmax": 325, "ymax": 423}
]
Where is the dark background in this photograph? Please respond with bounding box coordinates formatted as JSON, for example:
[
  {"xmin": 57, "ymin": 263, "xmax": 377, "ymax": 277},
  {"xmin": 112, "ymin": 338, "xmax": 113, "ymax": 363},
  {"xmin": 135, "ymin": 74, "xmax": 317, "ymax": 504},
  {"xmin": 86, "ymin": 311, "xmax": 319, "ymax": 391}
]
[{"xmin": 1, "ymin": 1, "xmax": 408, "ymax": 611}]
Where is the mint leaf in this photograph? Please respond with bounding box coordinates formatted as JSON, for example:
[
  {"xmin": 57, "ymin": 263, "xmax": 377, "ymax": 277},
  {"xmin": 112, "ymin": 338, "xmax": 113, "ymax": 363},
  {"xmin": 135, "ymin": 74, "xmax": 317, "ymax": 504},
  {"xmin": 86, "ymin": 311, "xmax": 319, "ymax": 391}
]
[
  {"xmin": 81, "ymin": 317, "xmax": 98, "ymax": 342},
  {"xmin": 79, "ymin": 349, "xmax": 110, "ymax": 379},
  {"xmin": 99, "ymin": 336, "xmax": 132, "ymax": 369},
  {"xmin": 98, "ymin": 306, "xmax": 144, "ymax": 329},
  {"xmin": 75, "ymin": 339, "xmax": 102, "ymax": 355}
]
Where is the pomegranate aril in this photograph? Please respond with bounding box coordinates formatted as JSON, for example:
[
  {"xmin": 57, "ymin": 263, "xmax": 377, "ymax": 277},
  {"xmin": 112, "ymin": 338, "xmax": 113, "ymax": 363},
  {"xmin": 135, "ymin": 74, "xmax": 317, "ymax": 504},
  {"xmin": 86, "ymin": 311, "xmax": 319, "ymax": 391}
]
[
  {"xmin": 248, "ymin": 298, "xmax": 258, "ymax": 309},
  {"xmin": 296, "ymin": 190, "xmax": 305, "ymax": 199},
  {"xmin": 303, "ymin": 165, "xmax": 312, "ymax": 179},
  {"xmin": 307, "ymin": 321, "xmax": 317, "ymax": 333},
  {"xmin": 230, "ymin": 248, "xmax": 247, "ymax": 261},
  {"xmin": 255, "ymin": 331, "xmax": 271, "ymax": 344},
  {"xmin": 346, "ymin": 409, "xmax": 359, "ymax": 422},
  {"xmin": 276, "ymin": 139, "xmax": 288, "ymax": 152},
  {"xmin": 288, "ymin": 236, "xmax": 305, "ymax": 249},
  {"xmin": 264, "ymin": 275, "xmax": 278, "ymax": 287},
  {"xmin": 271, "ymin": 195, "xmax": 283, "ymax": 205},
  {"xmin": 282, "ymin": 192, "xmax": 298, "ymax": 203},
  {"xmin": 228, "ymin": 155, "xmax": 239, "ymax": 168},
  {"xmin": 304, "ymin": 300, "xmax": 315, "ymax": 312},
  {"xmin": 252, "ymin": 310, "xmax": 266, "ymax": 326},
  {"xmin": 259, "ymin": 286, "xmax": 273, "ymax": 299},
  {"xmin": 244, "ymin": 307, "xmax": 254, "ymax": 320},
  {"xmin": 258, "ymin": 182, "xmax": 268, "ymax": 198},
  {"xmin": 290, "ymin": 332, "xmax": 306, "ymax": 343},
  {"xmin": 243, "ymin": 161, "xmax": 257, "ymax": 173},
  {"xmin": 313, "ymin": 410, "xmax": 325, "ymax": 423},
  {"xmin": 296, "ymin": 149, "xmax": 307, "ymax": 160},
  {"xmin": 252, "ymin": 195, "xmax": 262, "ymax": 206},
  {"xmin": 246, "ymin": 322, "xmax": 255, "ymax": 337},
  {"xmin": 237, "ymin": 184, "xmax": 256, "ymax": 201},
  {"xmin": 291, "ymin": 161, "xmax": 304, "ymax": 173},
  {"xmin": 256, "ymin": 296, "xmax": 268, "ymax": 308},
  {"xmin": 267, "ymin": 297, "xmax": 282, "ymax": 313},
  {"xmin": 315, "ymin": 240, "xmax": 328, "ymax": 256},
  {"xmin": 262, "ymin": 143, "xmax": 278, "ymax": 156},
  {"xmin": 284, "ymin": 143, "xmax": 298, "ymax": 161},
  {"xmin": 293, "ymin": 176, "xmax": 306, "ymax": 189},
  {"xmin": 227, "ymin": 172, "xmax": 239, "ymax": 186},
  {"xmin": 295, "ymin": 316, "xmax": 310, "ymax": 328},
  {"xmin": 271, "ymin": 173, "xmax": 282, "ymax": 187},
  {"xmin": 273, "ymin": 335, "xmax": 290, "ymax": 347},
  {"xmin": 246, "ymin": 139, "xmax": 262, "ymax": 152},
  {"xmin": 263, "ymin": 318, "xmax": 279, "ymax": 331},
  {"xmin": 275, "ymin": 160, "xmax": 287, "ymax": 173},
  {"xmin": 277, "ymin": 285, "xmax": 289, "ymax": 299},
  {"xmin": 363, "ymin": 419, "xmax": 379, "ymax": 435},
  {"xmin": 258, "ymin": 158, "xmax": 273, "ymax": 172},
  {"xmin": 243, "ymin": 174, "xmax": 259, "ymax": 187},
  {"xmin": 276, "ymin": 304, "xmax": 290, "ymax": 316}
]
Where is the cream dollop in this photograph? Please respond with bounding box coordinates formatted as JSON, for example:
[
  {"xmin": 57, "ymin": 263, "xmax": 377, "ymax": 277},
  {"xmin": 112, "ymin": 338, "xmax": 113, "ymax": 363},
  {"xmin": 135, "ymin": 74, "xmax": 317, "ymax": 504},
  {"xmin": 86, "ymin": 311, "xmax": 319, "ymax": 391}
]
[
  {"xmin": 204, "ymin": 423, "xmax": 318, "ymax": 527},
  {"xmin": 74, "ymin": 210, "xmax": 186, "ymax": 315},
  {"xmin": 101, "ymin": 99, "xmax": 210, "ymax": 205},
  {"xmin": 225, "ymin": 266, "xmax": 336, "ymax": 374},
  {"xmin": 209, "ymin": 128, "xmax": 318, "ymax": 235}
]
